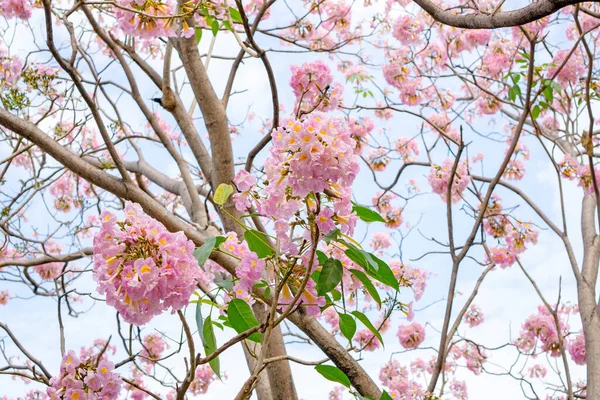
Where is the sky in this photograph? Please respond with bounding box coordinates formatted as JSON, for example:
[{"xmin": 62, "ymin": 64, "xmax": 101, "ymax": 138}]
[{"xmin": 0, "ymin": 1, "xmax": 592, "ymax": 399}]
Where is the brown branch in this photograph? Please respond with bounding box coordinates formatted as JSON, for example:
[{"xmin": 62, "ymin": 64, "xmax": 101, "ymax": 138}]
[{"xmin": 414, "ymin": 0, "xmax": 594, "ymax": 29}]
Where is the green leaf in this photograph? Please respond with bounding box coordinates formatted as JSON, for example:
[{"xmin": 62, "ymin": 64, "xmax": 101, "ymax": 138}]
[
  {"xmin": 227, "ymin": 299, "xmax": 262, "ymax": 343},
  {"xmin": 513, "ymin": 84, "xmax": 521, "ymax": 98},
  {"xmin": 317, "ymin": 258, "xmax": 343, "ymax": 296},
  {"xmin": 194, "ymin": 236, "xmax": 225, "ymax": 266},
  {"xmin": 202, "ymin": 316, "xmax": 220, "ymax": 376},
  {"xmin": 531, "ymin": 105, "xmax": 540, "ymax": 120},
  {"xmin": 211, "ymin": 19, "xmax": 219, "ymax": 36},
  {"xmin": 339, "ymin": 313, "xmax": 356, "ymax": 342},
  {"xmin": 195, "ymin": 28, "xmax": 203, "ymax": 45},
  {"xmin": 331, "ymin": 289, "xmax": 342, "ymax": 302},
  {"xmin": 343, "ymin": 243, "xmax": 398, "ymax": 291},
  {"xmin": 508, "ymin": 86, "xmax": 516, "ymax": 102},
  {"xmin": 314, "ymin": 365, "xmax": 351, "ymax": 388},
  {"xmin": 316, "ymin": 250, "xmax": 329, "ymax": 265},
  {"xmin": 367, "ymin": 253, "xmax": 399, "ymax": 291},
  {"xmin": 352, "ymin": 203, "xmax": 386, "ymax": 223},
  {"xmin": 351, "ymin": 310, "xmax": 383, "ymax": 347},
  {"xmin": 195, "ymin": 302, "xmax": 205, "ymax": 343},
  {"xmin": 543, "ymin": 85, "xmax": 553, "ymax": 103},
  {"xmin": 550, "ymin": 80, "xmax": 562, "ymax": 93},
  {"xmin": 229, "ymin": 6, "xmax": 242, "ymax": 22},
  {"xmin": 214, "ymin": 183, "xmax": 234, "ymax": 205},
  {"xmin": 350, "ymin": 269, "xmax": 381, "ymax": 305},
  {"xmin": 214, "ymin": 279, "xmax": 233, "ymax": 291},
  {"xmin": 345, "ymin": 247, "xmax": 376, "ymax": 271},
  {"xmin": 380, "ymin": 391, "xmax": 393, "ymax": 400},
  {"xmin": 323, "ymin": 228, "xmax": 340, "ymax": 244},
  {"xmin": 194, "ymin": 237, "xmax": 216, "ymax": 266},
  {"xmin": 244, "ymin": 229, "xmax": 274, "ymax": 258}
]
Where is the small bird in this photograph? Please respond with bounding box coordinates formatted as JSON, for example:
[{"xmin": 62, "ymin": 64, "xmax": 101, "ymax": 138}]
[{"xmin": 151, "ymin": 97, "xmax": 164, "ymax": 108}]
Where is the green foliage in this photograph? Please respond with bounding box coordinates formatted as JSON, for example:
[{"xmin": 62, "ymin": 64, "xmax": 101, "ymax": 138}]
[
  {"xmin": 193, "ymin": 236, "xmax": 225, "ymax": 266},
  {"xmin": 352, "ymin": 203, "xmax": 386, "ymax": 223},
  {"xmin": 316, "ymin": 258, "xmax": 343, "ymax": 296},
  {"xmin": 227, "ymin": 299, "xmax": 262, "ymax": 343},
  {"xmin": 339, "ymin": 313, "xmax": 356, "ymax": 342},
  {"xmin": 352, "ymin": 310, "xmax": 383, "ymax": 347},
  {"xmin": 244, "ymin": 229, "xmax": 274, "ymax": 258},
  {"xmin": 314, "ymin": 365, "xmax": 351, "ymax": 387}
]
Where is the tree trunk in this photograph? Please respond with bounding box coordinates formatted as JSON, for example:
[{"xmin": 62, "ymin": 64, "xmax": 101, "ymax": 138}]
[{"xmin": 579, "ymin": 195, "xmax": 600, "ymax": 399}]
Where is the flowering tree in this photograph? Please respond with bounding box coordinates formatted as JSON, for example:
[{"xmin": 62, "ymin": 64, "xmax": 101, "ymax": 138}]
[{"xmin": 2, "ymin": 0, "xmax": 600, "ymax": 399}]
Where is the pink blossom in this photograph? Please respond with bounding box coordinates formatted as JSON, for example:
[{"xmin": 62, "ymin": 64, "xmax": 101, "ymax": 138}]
[
  {"xmin": 47, "ymin": 347, "xmax": 121, "ymax": 399},
  {"xmin": 427, "ymin": 158, "xmax": 471, "ymax": 203},
  {"xmin": 464, "ymin": 305, "xmax": 484, "ymax": 327},
  {"xmin": 395, "ymin": 137, "xmax": 419, "ymax": 162},
  {"xmin": 289, "ymin": 60, "xmax": 342, "ymax": 113},
  {"xmin": 321, "ymin": 307, "xmax": 340, "ymax": 333},
  {"xmin": 0, "ymin": 289, "xmax": 9, "ymax": 305},
  {"xmin": 568, "ymin": 331, "xmax": 586, "ymax": 365},
  {"xmin": 354, "ymin": 328, "xmax": 381, "ymax": 351},
  {"xmin": 189, "ymin": 365, "xmax": 218, "ymax": 395},
  {"xmin": 93, "ymin": 202, "xmax": 200, "ymax": 325},
  {"xmin": 371, "ymin": 232, "xmax": 392, "ymax": 251},
  {"xmin": 33, "ymin": 262, "xmax": 62, "ymax": 280},
  {"xmin": 140, "ymin": 333, "xmax": 167, "ymax": 368},
  {"xmin": 0, "ymin": 0, "xmax": 32, "ymax": 20},
  {"xmin": 548, "ymin": 49, "xmax": 586, "ymax": 87},
  {"xmin": 114, "ymin": 0, "xmax": 175, "ymax": 39},
  {"xmin": 392, "ymin": 14, "xmax": 424, "ymax": 45},
  {"xmin": 528, "ymin": 364, "xmax": 547, "ymax": 379},
  {"xmin": 397, "ymin": 322, "xmax": 425, "ymax": 349}
]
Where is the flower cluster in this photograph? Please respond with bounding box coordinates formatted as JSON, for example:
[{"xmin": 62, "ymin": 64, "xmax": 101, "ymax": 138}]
[
  {"xmin": 488, "ymin": 220, "xmax": 538, "ymax": 268},
  {"xmin": 397, "ymin": 322, "xmax": 425, "ymax": 349},
  {"xmin": 463, "ymin": 305, "xmax": 484, "ymax": 328},
  {"xmin": 114, "ymin": 0, "xmax": 176, "ymax": 39},
  {"xmin": 379, "ymin": 359, "xmax": 426, "ymax": 399},
  {"xmin": 49, "ymin": 172, "xmax": 94, "ymax": 213},
  {"xmin": 289, "ymin": 60, "xmax": 343, "ymax": 113},
  {"xmin": 218, "ymin": 232, "xmax": 265, "ymax": 301},
  {"xmin": 0, "ymin": 47, "xmax": 22, "ymax": 88},
  {"xmin": 93, "ymin": 202, "xmax": 199, "ymax": 325},
  {"xmin": 47, "ymin": 349, "xmax": 121, "ymax": 399},
  {"xmin": 392, "ymin": 14, "xmax": 424, "ymax": 45},
  {"xmin": 515, "ymin": 304, "xmax": 571, "ymax": 357},
  {"xmin": 188, "ymin": 365, "xmax": 218, "ymax": 395},
  {"xmin": 450, "ymin": 342, "xmax": 487, "ymax": 375},
  {"xmin": 528, "ymin": 364, "xmax": 547, "ymax": 379},
  {"xmin": 503, "ymin": 143, "xmax": 530, "ymax": 181},
  {"xmin": 481, "ymin": 39, "xmax": 515, "ymax": 78},
  {"xmin": 568, "ymin": 331, "xmax": 586, "ymax": 366},
  {"xmin": 140, "ymin": 333, "xmax": 167, "ymax": 369},
  {"xmin": 33, "ymin": 262, "xmax": 62, "ymax": 281},
  {"xmin": 370, "ymin": 232, "xmax": 392, "ymax": 251},
  {"xmin": 252, "ymin": 113, "xmax": 359, "ymax": 234},
  {"xmin": 548, "ymin": 49, "xmax": 586, "ymax": 86},
  {"xmin": 427, "ymin": 158, "xmax": 470, "ymax": 203},
  {"xmin": 0, "ymin": 0, "xmax": 32, "ymax": 20},
  {"xmin": 0, "ymin": 289, "xmax": 9, "ymax": 305},
  {"xmin": 389, "ymin": 261, "xmax": 427, "ymax": 301},
  {"xmin": 395, "ymin": 137, "xmax": 420, "ymax": 162},
  {"xmin": 372, "ymin": 192, "xmax": 404, "ymax": 229}
]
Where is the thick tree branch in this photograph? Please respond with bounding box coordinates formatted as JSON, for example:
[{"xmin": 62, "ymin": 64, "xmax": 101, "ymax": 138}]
[{"xmin": 414, "ymin": 0, "xmax": 594, "ymax": 29}]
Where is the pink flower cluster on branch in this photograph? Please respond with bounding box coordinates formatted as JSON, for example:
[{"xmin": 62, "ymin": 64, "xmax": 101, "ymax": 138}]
[
  {"xmin": 427, "ymin": 158, "xmax": 471, "ymax": 203},
  {"xmin": 92, "ymin": 202, "xmax": 199, "ymax": 325},
  {"xmin": 47, "ymin": 348, "xmax": 121, "ymax": 399}
]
